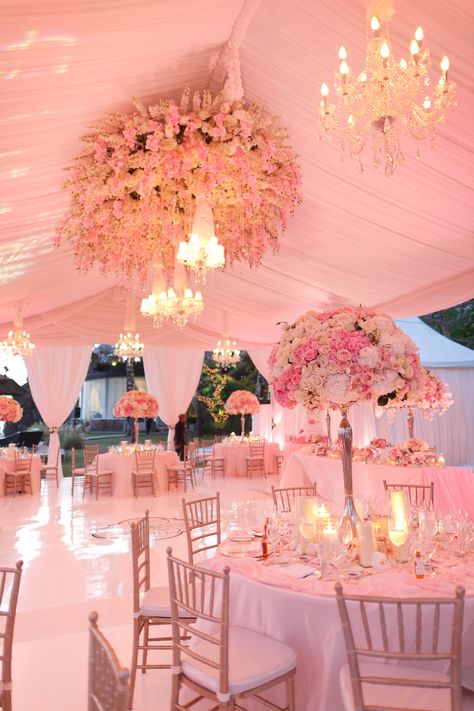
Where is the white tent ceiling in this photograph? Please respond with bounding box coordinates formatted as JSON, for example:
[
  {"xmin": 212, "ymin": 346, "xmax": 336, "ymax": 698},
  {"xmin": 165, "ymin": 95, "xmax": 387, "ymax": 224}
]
[
  {"xmin": 1, "ymin": 0, "xmax": 473, "ymax": 348},
  {"xmin": 396, "ymin": 317, "xmax": 474, "ymax": 367}
]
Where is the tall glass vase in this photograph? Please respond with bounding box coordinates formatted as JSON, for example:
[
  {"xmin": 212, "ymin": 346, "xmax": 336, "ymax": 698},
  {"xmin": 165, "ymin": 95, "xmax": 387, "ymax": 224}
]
[
  {"xmin": 338, "ymin": 406, "xmax": 360, "ymax": 535},
  {"xmin": 240, "ymin": 414, "xmax": 245, "ymax": 440},
  {"xmin": 134, "ymin": 418, "xmax": 139, "ymax": 445},
  {"xmin": 326, "ymin": 409, "xmax": 332, "ymax": 447}
]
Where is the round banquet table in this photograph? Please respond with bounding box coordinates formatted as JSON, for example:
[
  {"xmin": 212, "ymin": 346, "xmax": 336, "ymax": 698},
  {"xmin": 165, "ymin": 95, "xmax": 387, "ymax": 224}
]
[
  {"xmin": 208, "ymin": 550, "xmax": 474, "ymax": 711},
  {"xmin": 214, "ymin": 441, "xmax": 281, "ymax": 477},
  {"xmin": 0, "ymin": 454, "xmax": 42, "ymax": 496},
  {"xmin": 97, "ymin": 450, "xmax": 179, "ymax": 497},
  {"xmin": 280, "ymin": 451, "xmax": 474, "ymax": 518}
]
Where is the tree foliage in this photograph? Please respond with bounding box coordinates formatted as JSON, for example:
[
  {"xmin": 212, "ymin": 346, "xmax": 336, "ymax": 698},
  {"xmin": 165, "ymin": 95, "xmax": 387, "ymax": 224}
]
[{"xmin": 421, "ymin": 299, "xmax": 474, "ymax": 350}]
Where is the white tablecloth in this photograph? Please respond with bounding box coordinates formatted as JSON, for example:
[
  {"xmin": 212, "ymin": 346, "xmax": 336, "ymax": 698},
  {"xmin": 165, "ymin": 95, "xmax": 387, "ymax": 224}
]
[
  {"xmin": 280, "ymin": 452, "xmax": 474, "ymax": 517},
  {"xmin": 214, "ymin": 442, "xmax": 280, "ymax": 477},
  {"xmin": 209, "ymin": 553, "xmax": 474, "ymax": 711},
  {"xmin": 97, "ymin": 450, "xmax": 179, "ymax": 497},
  {"xmin": 0, "ymin": 455, "xmax": 42, "ymax": 496}
]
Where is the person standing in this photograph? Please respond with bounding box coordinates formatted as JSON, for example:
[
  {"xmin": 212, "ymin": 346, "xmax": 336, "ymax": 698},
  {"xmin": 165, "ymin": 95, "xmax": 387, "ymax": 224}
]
[{"xmin": 174, "ymin": 413, "xmax": 188, "ymax": 461}]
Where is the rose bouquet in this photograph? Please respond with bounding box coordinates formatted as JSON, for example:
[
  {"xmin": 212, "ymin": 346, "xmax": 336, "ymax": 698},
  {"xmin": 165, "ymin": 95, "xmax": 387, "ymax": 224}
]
[
  {"xmin": 370, "ymin": 437, "xmax": 391, "ymax": 449},
  {"xmin": 353, "ymin": 446, "xmax": 376, "ymax": 463},
  {"xmin": 0, "ymin": 396, "xmax": 22, "ymax": 423},
  {"xmin": 113, "ymin": 390, "xmax": 159, "ymax": 443},
  {"xmin": 224, "ymin": 390, "xmax": 259, "ymax": 437}
]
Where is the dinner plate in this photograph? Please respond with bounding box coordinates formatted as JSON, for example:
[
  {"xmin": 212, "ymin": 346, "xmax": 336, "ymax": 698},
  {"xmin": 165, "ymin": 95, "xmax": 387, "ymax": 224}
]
[
  {"xmin": 219, "ymin": 540, "xmax": 269, "ymax": 558},
  {"xmin": 228, "ymin": 532, "xmax": 255, "ymax": 542}
]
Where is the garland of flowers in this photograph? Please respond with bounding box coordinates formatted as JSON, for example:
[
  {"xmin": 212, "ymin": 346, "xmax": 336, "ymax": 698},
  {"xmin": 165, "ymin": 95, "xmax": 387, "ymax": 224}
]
[
  {"xmin": 56, "ymin": 88, "xmax": 302, "ymax": 284},
  {"xmin": 269, "ymin": 306, "xmax": 424, "ymax": 412},
  {"xmin": 113, "ymin": 390, "xmax": 159, "ymax": 419},
  {"xmin": 197, "ymin": 365, "xmax": 229, "ymax": 426},
  {"xmin": 0, "ymin": 396, "xmax": 22, "ymax": 423}
]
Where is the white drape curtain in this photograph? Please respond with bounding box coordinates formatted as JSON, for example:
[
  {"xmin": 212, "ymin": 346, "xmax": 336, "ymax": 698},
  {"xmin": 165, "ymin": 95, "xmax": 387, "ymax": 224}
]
[
  {"xmin": 248, "ymin": 348, "xmax": 272, "ymax": 381},
  {"xmin": 143, "ymin": 347, "xmax": 204, "ymax": 440},
  {"xmin": 26, "ymin": 345, "xmax": 92, "ymax": 476}
]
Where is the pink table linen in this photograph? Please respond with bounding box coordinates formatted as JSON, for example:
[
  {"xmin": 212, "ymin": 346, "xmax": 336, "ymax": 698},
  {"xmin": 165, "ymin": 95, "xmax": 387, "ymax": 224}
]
[
  {"xmin": 208, "ymin": 551, "xmax": 474, "ymax": 711},
  {"xmin": 214, "ymin": 442, "xmax": 280, "ymax": 477},
  {"xmin": 97, "ymin": 450, "xmax": 178, "ymax": 497},
  {"xmin": 0, "ymin": 455, "xmax": 42, "ymax": 496},
  {"xmin": 280, "ymin": 452, "xmax": 474, "ymax": 517}
]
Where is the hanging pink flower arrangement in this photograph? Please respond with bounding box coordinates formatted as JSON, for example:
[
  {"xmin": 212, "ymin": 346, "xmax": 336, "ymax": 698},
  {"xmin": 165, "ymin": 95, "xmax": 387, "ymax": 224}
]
[
  {"xmin": 113, "ymin": 390, "xmax": 159, "ymax": 420},
  {"xmin": 0, "ymin": 396, "xmax": 23, "ymax": 423},
  {"xmin": 56, "ymin": 88, "xmax": 302, "ymax": 283},
  {"xmin": 269, "ymin": 306, "xmax": 424, "ymax": 412},
  {"xmin": 224, "ymin": 390, "xmax": 260, "ymax": 416}
]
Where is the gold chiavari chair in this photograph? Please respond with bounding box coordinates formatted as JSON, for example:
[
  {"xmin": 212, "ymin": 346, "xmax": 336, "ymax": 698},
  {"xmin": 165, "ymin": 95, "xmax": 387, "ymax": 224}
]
[
  {"xmin": 83, "ymin": 444, "xmax": 113, "ymax": 500},
  {"xmin": 209, "ymin": 445, "xmax": 225, "ymax": 478},
  {"xmin": 167, "ymin": 445, "xmax": 196, "ymax": 492},
  {"xmin": 182, "ymin": 493, "xmax": 221, "ymax": 566},
  {"xmin": 132, "ymin": 449, "xmax": 156, "ymax": 498},
  {"xmin": 4, "ymin": 451, "xmax": 33, "ymax": 496},
  {"xmin": 71, "ymin": 447, "xmax": 86, "ymax": 496},
  {"xmin": 271, "ymin": 483, "xmax": 318, "ymax": 513},
  {"xmin": 275, "ymin": 452, "xmax": 284, "ymax": 477},
  {"xmin": 39, "ymin": 444, "xmax": 60, "ymax": 487},
  {"xmin": 128, "ymin": 511, "xmax": 194, "ymax": 709},
  {"xmin": 245, "ymin": 439, "xmax": 265, "ymax": 478},
  {"xmin": 335, "ymin": 582, "xmax": 466, "ymax": 711},
  {"xmin": 88, "ymin": 611, "xmax": 129, "ymax": 711},
  {"xmin": 0, "ymin": 560, "xmax": 23, "ymax": 711},
  {"xmin": 167, "ymin": 548, "xmax": 297, "ymax": 711},
  {"xmin": 383, "ymin": 479, "xmax": 435, "ymax": 507}
]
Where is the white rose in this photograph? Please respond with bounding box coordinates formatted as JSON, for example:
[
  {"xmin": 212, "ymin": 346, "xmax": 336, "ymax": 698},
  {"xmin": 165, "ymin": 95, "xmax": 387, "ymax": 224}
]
[
  {"xmin": 322, "ymin": 373, "xmax": 351, "ymax": 403},
  {"xmin": 358, "ymin": 345, "xmax": 379, "ymax": 369}
]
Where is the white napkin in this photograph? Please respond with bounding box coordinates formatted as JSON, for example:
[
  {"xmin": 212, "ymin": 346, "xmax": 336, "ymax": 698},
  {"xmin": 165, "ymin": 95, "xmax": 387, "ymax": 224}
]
[{"xmin": 278, "ymin": 563, "xmax": 316, "ymax": 578}]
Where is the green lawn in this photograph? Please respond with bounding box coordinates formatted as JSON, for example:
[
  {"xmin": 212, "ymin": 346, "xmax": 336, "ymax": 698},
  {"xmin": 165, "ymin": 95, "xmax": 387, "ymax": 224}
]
[{"xmin": 61, "ymin": 431, "xmax": 169, "ymax": 477}]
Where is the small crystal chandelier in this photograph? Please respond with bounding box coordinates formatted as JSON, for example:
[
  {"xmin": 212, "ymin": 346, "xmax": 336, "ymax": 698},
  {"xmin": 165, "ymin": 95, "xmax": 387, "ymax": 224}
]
[
  {"xmin": 212, "ymin": 311, "xmax": 240, "ymax": 369},
  {"xmin": 176, "ymin": 196, "xmax": 225, "ymax": 282},
  {"xmin": 140, "ymin": 263, "xmax": 203, "ymax": 329},
  {"xmin": 1, "ymin": 305, "xmax": 35, "ymax": 358},
  {"xmin": 318, "ymin": 1, "xmax": 456, "ymax": 175},
  {"xmin": 114, "ymin": 289, "xmax": 144, "ymax": 362}
]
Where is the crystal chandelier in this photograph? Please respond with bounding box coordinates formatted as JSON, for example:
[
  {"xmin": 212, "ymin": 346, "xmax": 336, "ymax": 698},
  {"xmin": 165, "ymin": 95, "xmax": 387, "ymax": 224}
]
[
  {"xmin": 113, "ymin": 289, "xmax": 144, "ymax": 362},
  {"xmin": 113, "ymin": 331, "xmax": 144, "ymax": 363},
  {"xmin": 318, "ymin": 2, "xmax": 456, "ymax": 175},
  {"xmin": 212, "ymin": 311, "xmax": 240, "ymax": 369},
  {"xmin": 140, "ymin": 263, "xmax": 203, "ymax": 329},
  {"xmin": 1, "ymin": 306, "xmax": 35, "ymax": 358},
  {"xmin": 176, "ymin": 197, "xmax": 225, "ymax": 282}
]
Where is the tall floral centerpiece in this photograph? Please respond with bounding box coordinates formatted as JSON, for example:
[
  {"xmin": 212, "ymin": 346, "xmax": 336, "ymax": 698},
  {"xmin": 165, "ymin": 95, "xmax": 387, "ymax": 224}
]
[
  {"xmin": 0, "ymin": 396, "xmax": 23, "ymax": 424},
  {"xmin": 224, "ymin": 390, "xmax": 260, "ymax": 438},
  {"xmin": 113, "ymin": 390, "xmax": 159, "ymax": 444},
  {"xmin": 269, "ymin": 306, "xmax": 424, "ymax": 529}
]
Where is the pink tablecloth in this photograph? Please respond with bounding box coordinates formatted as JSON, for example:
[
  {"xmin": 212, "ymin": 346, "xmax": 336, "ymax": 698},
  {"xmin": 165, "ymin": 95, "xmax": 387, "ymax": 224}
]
[
  {"xmin": 0, "ymin": 455, "xmax": 42, "ymax": 496},
  {"xmin": 214, "ymin": 442, "xmax": 280, "ymax": 477},
  {"xmin": 97, "ymin": 450, "xmax": 178, "ymax": 497},
  {"xmin": 209, "ymin": 551, "xmax": 474, "ymax": 711},
  {"xmin": 280, "ymin": 452, "xmax": 474, "ymax": 517}
]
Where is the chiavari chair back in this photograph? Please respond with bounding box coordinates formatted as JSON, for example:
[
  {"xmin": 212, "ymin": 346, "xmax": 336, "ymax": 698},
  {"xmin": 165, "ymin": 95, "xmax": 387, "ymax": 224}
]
[
  {"xmin": 383, "ymin": 479, "xmax": 435, "ymax": 507},
  {"xmin": 0, "ymin": 560, "xmax": 23, "ymax": 711},
  {"xmin": 246, "ymin": 440, "xmax": 265, "ymax": 478},
  {"xmin": 88, "ymin": 611, "xmax": 129, "ymax": 711},
  {"xmin": 132, "ymin": 448, "xmax": 156, "ymax": 497},
  {"xmin": 4, "ymin": 452, "xmax": 33, "ymax": 496},
  {"xmin": 182, "ymin": 493, "xmax": 221, "ymax": 565},
  {"xmin": 271, "ymin": 483, "xmax": 318, "ymax": 513}
]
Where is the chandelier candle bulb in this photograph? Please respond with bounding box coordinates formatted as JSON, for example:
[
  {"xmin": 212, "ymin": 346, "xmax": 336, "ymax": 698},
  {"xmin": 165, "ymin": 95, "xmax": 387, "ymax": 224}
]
[
  {"xmin": 414, "ymin": 26, "xmax": 424, "ymax": 44},
  {"xmin": 370, "ymin": 16, "xmax": 381, "ymax": 34},
  {"xmin": 410, "ymin": 39, "xmax": 420, "ymax": 59}
]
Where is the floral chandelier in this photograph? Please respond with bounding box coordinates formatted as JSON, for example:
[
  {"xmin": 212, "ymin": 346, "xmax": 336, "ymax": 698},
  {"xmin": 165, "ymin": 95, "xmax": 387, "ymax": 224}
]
[
  {"xmin": 318, "ymin": 0, "xmax": 456, "ymax": 174},
  {"xmin": 212, "ymin": 311, "xmax": 240, "ymax": 369},
  {"xmin": 140, "ymin": 263, "xmax": 203, "ymax": 329},
  {"xmin": 176, "ymin": 196, "xmax": 225, "ymax": 282},
  {"xmin": 1, "ymin": 307, "xmax": 35, "ymax": 358},
  {"xmin": 56, "ymin": 88, "xmax": 301, "ymax": 284}
]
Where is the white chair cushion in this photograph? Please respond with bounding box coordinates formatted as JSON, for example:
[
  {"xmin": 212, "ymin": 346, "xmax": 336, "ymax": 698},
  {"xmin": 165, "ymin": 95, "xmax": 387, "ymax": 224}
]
[
  {"xmin": 182, "ymin": 625, "xmax": 296, "ymax": 697},
  {"xmin": 73, "ymin": 467, "xmax": 86, "ymax": 475},
  {"xmin": 139, "ymin": 586, "xmax": 195, "ymax": 619},
  {"xmin": 340, "ymin": 662, "xmax": 452, "ymax": 711}
]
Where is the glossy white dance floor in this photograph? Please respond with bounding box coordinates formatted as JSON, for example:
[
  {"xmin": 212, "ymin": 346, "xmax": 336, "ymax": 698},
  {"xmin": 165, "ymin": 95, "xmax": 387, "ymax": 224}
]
[
  {"xmin": 3, "ymin": 475, "xmax": 474, "ymax": 710},
  {"xmin": 1, "ymin": 474, "xmax": 271, "ymax": 710}
]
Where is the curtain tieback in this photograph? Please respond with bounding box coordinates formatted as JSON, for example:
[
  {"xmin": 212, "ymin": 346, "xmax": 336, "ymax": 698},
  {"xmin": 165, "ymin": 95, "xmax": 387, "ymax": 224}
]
[{"xmin": 49, "ymin": 427, "xmax": 58, "ymax": 434}]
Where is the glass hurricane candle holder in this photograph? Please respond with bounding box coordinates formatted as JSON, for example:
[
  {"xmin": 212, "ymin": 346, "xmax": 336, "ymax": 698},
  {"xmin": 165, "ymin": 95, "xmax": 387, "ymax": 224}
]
[{"xmin": 388, "ymin": 526, "xmax": 410, "ymax": 562}]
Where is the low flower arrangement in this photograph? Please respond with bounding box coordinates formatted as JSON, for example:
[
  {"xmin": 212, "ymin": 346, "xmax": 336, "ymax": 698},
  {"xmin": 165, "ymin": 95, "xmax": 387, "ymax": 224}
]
[
  {"xmin": 56, "ymin": 89, "xmax": 302, "ymax": 283},
  {"xmin": 370, "ymin": 437, "xmax": 391, "ymax": 449},
  {"xmin": 387, "ymin": 438, "xmax": 432, "ymax": 466},
  {"xmin": 269, "ymin": 306, "xmax": 424, "ymax": 412},
  {"xmin": 0, "ymin": 396, "xmax": 22, "ymax": 423},
  {"xmin": 353, "ymin": 446, "xmax": 376, "ymax": 463},
  {"xmin": 113, "ymin": 390, "xmax": 159, "ymax": 419},
  {"xmin": 224, "ymin": 390, "xmax": 260, "ymax": 415}
]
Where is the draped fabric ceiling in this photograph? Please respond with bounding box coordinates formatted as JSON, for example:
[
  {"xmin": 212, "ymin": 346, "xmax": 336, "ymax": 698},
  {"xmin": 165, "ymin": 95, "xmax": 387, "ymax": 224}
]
[{"xmin": 1, "ymin": 0, "xmax": 473, "ymax": 348}]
